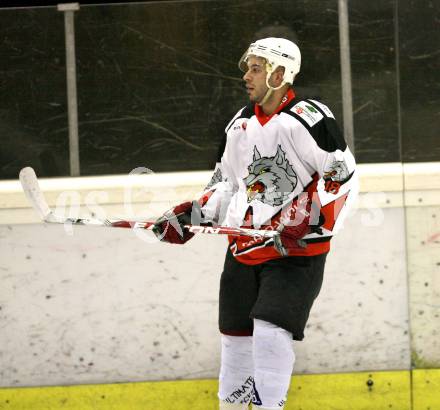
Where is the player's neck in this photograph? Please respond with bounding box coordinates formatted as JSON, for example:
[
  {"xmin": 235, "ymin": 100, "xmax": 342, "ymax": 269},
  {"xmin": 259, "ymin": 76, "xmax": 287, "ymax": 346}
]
[{"xmin": 260, "ymin": 87, "xmax": 290, "ymax": 115}]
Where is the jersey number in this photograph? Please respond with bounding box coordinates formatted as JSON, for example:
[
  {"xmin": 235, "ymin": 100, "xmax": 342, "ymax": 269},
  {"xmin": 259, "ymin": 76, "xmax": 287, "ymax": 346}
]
[{"xmin": 324, "ymin": 180, "xmax": 341, "ymax": 194}]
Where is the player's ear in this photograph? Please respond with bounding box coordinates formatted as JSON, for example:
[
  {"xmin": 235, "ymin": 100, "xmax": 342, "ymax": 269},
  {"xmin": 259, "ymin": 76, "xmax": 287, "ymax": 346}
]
[{"xmin": 272, "ymin": 67, "xmax": 285, "ymax": 87}]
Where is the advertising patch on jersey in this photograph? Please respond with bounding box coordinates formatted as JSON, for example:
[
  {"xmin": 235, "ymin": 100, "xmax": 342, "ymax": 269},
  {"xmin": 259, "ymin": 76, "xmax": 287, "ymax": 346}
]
[
  {"xmin": 232, "ymin": 120, "xmax": 247, "ymax": 132},
  {"xmin": 309, "ymin": 99, "xmax": 335, "ymax": 118},
  {"xmin": 243, "ymin": 145, "xmax": 297, "ymax": 206},
  {"xmin": 291, "ymin": 100, "xmax": 323, "ymax": 127}
]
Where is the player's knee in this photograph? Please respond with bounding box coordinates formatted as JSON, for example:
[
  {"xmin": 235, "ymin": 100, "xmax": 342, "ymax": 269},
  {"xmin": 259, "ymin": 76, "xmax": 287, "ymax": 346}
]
[
  {"xmin": 252, "ymin": 319, "xmax": 295, "ymax": 408},
  {"xmin": 218, "ymin": 335, "xmax": 254, "ymax": 405},
  {"xmin": 253, "ymin": 319, "xmax": 295, "ymax": 370},
  {"xmin": 221, "ymin": 334, "xmax": 253, "ymax": 371}
]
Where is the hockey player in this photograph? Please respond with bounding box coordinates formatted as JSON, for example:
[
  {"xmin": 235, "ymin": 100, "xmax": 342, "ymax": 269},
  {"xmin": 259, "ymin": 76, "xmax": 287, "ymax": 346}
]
[{"xmin": 153, "ymin": 37, "xmax": 358, "ymax": 409}]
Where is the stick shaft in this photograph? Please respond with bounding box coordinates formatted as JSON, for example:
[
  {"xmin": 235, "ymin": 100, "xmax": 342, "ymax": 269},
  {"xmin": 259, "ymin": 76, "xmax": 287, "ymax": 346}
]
[
  {"xmin": 19, "ymin": 167, "xmax": 278, "ymax": 239},
  {"xmin": 52, "ymin": 217, "xmax": 277, "ymax": 238}
]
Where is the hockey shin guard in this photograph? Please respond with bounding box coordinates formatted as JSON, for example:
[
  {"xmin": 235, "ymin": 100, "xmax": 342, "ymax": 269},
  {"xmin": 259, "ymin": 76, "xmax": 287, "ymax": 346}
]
[
  {"xmin": 220, "ymin": 402, "xmax": 249, "ymax": 409},
  {"xmin": 252, "ymin": 319, "xmax": 295, "ymax": 409},
  {"xmin": 218, "ymin": 335, "xmax": 253, "ymax": 407}
]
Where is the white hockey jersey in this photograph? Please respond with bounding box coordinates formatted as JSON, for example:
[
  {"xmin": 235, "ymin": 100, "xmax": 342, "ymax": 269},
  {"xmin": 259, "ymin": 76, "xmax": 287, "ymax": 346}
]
[{"xmin": 199, "ymin": 89, "xmax": 358, "ymax": 265}]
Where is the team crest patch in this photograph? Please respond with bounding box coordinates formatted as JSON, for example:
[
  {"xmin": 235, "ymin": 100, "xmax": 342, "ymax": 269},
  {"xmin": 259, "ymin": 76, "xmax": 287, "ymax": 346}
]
[
  {"xmin": 243, "ymin": 145, "xmax": 297, "ymax": 206},
  {"xmin": 324, "ymin": 160, "xmax": 349, "ymax": 182},
  {"xmin": 323, "ymin": 160, "xmax": 350, "ymax": 194}
]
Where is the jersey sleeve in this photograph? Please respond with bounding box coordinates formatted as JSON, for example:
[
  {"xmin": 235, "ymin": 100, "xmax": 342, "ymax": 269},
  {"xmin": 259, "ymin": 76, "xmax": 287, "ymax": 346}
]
[
  {"xmin": 198, "ymin": 107, "xmax": 249, "ymax": 224},
  {"xmin": 287, "ymin": 99, "xmax": 359, "ymax": 236},
  {"xmin": 199, "ymin": 155, "xmax": 236, "ymax": 224}
]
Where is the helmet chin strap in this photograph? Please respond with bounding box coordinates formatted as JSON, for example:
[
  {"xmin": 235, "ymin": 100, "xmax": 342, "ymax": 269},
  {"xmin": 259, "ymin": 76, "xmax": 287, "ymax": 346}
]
[
  {"xmin": 259, "ymin": 88, "xmax": 274, "ymax": 106},
  {"xmin": 258, "ymin": 63, "xmax": 286, "ymax": 106}
]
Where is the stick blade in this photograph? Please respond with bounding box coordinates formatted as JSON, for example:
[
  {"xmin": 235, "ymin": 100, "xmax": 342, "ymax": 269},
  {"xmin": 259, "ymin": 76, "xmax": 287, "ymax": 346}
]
[{"xmin": 19, "ymin": 167, "xmax": 51, "ymax": 221}]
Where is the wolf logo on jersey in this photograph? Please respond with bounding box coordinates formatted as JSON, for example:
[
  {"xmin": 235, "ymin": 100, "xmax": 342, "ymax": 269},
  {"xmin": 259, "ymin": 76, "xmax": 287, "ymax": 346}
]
[
  {"xmin": 243, "ymin": 145, "xmax": 297, "ymax": 206},
  {"xmin": 324, "ymin": 160, "xmax": 350, "ymax": 182},
  {"xmin": 205, "ymin": 167, "xmax": 223, "ymax": 190}
]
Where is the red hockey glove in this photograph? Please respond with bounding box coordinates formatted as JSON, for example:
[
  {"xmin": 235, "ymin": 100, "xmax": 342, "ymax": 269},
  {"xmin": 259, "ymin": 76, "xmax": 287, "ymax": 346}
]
[
  {"xmin": 153, "ymin": 201, "xmax": 196, "ymax": 244},
  {"xmin": 274, "ymin": 193, "xmax": 323, "ymax": 256}
]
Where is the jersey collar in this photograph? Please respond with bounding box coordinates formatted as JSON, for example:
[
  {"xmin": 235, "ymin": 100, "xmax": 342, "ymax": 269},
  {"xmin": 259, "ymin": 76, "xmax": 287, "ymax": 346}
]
[{"xmin": 255, "ymin": 88, "xmax": 296, "ymax": 126}]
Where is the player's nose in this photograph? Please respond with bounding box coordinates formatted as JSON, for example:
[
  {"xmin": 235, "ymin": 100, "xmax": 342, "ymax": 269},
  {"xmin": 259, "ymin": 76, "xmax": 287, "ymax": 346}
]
[{"xmin": 243, "ymin": 70, "xmax": 252, "ymax": 82}]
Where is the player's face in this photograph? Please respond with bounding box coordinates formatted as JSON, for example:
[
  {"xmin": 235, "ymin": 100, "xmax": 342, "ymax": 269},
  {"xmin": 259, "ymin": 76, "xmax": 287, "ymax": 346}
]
[{"xmin": 243, "ymin": 56, "xmax": 269, "ymax": 104}]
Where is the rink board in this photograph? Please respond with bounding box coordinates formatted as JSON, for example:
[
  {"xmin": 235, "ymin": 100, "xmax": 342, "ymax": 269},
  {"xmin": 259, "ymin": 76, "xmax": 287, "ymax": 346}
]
[{"xmin": 1, "ymin": 369, "xmax": 439, "ymax": 410}]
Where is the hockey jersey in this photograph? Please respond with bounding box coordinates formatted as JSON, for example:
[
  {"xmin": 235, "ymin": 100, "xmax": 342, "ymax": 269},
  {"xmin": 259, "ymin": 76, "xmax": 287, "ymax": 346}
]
[{"xmin": 200, "ymin": 89, "xmax": 358, "ymax": 265}]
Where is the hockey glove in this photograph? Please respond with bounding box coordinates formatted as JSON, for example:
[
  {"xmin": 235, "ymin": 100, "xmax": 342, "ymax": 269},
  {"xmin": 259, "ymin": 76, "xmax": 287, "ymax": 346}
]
[
  {"xmin": 274, "ymin": 193, "xmax": 323, "ymax": 256},
  {"xmin": 153, "ymin": 201, "xmax": 202, "ymax": 245}
]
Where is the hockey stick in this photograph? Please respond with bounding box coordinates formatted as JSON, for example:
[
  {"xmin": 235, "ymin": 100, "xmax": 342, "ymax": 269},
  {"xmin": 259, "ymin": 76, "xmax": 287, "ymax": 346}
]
[{"xmin": 19, "ymin": 167, "xmax": 279, "ymax": 239}]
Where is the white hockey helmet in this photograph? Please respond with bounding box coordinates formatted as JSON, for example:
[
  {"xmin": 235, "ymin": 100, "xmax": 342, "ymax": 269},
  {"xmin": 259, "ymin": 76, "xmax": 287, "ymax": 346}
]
[{"xmin": 239, "ymin": 37, "xmax": 301, "ymax": 85}]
